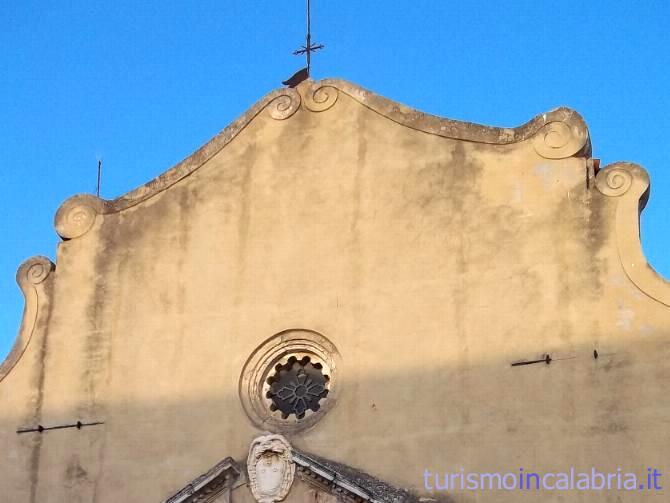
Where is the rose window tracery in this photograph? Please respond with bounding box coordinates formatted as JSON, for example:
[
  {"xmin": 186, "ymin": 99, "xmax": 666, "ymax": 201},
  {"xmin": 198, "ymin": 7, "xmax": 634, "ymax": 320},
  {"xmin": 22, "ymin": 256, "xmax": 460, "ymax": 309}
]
[{"xmin": 266, "ymin": 356, "xmax": 329, "ymax": 419}]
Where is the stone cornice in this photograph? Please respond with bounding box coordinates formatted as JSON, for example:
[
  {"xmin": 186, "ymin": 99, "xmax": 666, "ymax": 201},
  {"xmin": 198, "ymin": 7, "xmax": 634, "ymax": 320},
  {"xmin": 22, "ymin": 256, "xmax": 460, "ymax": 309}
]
[
  {"xmin": 162, "ymin": 457, "xmax": 243, "ymax": 503},
  {"xmin": 292, "ymin": 450, "xmax": 413, "ymax": 503},
  {"xmin": 162, "ymin": 450, "xmax": 412, "ymax": 503},
  {"xmin": 53, "ymin": 78, "xmax": 591, "ymax": 239},
  {"xmin": 595, "ymin": 162, "xmax": 670, "ymax": 306}
]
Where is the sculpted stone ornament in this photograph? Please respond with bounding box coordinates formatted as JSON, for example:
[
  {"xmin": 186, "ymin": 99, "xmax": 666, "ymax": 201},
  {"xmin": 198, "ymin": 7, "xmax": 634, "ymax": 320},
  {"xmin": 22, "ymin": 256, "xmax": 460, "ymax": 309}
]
[
  {"xmin": 54, "ymin": 193, "xmax": 104, "ymax": 239},
  {"xmin": 247, "ymin": 434, "xmax": 295, "ymax": 503},
  {"xmin": 595, "ymin": 162, "xmax": 670, "ymax": 307}
]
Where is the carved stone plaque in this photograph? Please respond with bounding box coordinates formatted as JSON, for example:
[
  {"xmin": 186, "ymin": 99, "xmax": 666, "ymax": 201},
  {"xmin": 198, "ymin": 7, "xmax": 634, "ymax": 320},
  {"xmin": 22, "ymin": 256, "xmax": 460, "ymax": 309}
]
[{"xmin": 247, "ymin": 434, "xmax": 295, "ymax": 503}]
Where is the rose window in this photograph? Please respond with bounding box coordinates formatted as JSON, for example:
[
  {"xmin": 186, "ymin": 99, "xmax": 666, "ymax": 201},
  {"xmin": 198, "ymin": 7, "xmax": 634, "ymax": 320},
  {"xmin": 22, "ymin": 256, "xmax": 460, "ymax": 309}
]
[
  {"xmin": 266, "ymin": 356, "xmax": 329, "ymax": 419},
  {"xmin": 239, "ymin": 329, "xmax": 340, "ymax": 433}
]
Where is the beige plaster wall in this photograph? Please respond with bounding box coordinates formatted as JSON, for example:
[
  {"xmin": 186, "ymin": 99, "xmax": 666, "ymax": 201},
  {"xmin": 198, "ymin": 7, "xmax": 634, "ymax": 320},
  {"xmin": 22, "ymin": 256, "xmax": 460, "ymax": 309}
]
[{"xmin": 0, "ymin": 79, "xmax": 668, "ymax": 503}]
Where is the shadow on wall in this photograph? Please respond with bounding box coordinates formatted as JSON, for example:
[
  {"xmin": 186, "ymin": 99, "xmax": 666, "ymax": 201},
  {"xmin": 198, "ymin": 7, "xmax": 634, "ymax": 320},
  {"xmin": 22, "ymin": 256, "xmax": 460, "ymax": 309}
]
[{"xmin": 0, "ymin": 334, "xmax": 668, "ymax": 503}]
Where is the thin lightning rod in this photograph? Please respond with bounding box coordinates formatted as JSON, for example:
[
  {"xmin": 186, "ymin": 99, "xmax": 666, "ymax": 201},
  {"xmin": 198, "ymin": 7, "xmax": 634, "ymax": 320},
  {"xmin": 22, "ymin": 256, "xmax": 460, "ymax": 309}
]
[{"xmin": 96, "ymin": 159, "xmax": 102, "ymax": 198}]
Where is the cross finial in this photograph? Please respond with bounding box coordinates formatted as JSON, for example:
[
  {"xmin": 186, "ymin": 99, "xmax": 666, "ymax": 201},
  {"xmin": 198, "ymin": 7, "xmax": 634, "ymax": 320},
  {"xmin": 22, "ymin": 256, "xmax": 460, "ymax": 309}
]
[
  {"xmin": 282, "ymin": 0, "xmax": 324, "ymax": 87},
  {"xmin": 292, "ymin": 0, "xmax": 324, "ymax": 76}
]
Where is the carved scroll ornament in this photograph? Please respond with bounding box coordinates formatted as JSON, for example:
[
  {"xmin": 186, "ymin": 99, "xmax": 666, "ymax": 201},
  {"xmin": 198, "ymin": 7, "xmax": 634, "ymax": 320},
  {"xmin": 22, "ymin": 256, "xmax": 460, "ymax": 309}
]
[{"xmin": 595, "ymin": 162, "xmax": 670, "ymax": 306}]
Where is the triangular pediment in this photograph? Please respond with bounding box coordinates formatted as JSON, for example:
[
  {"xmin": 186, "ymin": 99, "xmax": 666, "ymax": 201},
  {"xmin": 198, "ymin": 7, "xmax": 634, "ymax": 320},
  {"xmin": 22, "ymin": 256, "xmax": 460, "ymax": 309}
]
[{"xmin": 162, "ymin": 446, "xmax": 413, "ymax": 503}]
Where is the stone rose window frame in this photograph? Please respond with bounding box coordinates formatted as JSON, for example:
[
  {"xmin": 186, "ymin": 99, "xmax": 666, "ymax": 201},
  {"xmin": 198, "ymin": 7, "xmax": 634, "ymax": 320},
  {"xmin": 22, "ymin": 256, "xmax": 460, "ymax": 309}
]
[{"xmin": 239, "ymin": 329, "xmax": 341, "ymax": 434}]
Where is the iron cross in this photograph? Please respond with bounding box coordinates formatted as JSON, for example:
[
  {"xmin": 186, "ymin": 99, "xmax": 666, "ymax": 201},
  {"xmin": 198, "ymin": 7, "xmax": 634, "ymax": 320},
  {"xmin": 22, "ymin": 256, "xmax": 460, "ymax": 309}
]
[{"xmin": 292, "ymin": 0, "xmax": 324, "ymax": 76}]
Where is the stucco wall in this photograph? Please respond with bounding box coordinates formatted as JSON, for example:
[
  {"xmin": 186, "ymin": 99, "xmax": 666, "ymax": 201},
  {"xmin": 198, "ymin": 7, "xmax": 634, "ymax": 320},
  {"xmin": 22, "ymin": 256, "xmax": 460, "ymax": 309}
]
[{"xmin": 0, "ymin": 79, "xmax": 668, "ymax": 503}]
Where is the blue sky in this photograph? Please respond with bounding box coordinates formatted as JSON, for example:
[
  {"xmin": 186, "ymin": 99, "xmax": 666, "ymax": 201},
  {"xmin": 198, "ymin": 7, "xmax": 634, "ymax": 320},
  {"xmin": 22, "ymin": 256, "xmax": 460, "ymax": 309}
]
[{"xmin": 1, "ymin": 1, "xmax": 668, "ymax": 360}]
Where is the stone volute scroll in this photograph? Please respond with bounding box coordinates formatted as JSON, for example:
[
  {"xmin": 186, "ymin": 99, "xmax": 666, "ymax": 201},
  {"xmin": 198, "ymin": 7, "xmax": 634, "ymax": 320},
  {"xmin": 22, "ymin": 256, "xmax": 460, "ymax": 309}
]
[
  {"xmin": 530, "ymin": 110, "xmax": 590, "ymax": 159},
  {"xmin": 267, "ymin": 88, "xmax": 302, "ymax": 120},
  {"xmin": 0, "ymin": 256, "xmax": 55, "ymax": 383},
  {"xmin": 54, "ymin": 193, "xmax": 104, "ymax": 239},
  {"xmin": 298, "ymin": 81, "xmax": 339, "ymax": 112},
  {"xmin": 247, "ymin": 434, "xmax": 295, "ymax": 503},
  {"xmin": 595, "ymin": 162, "xmax": 670, "ymax": 306}
]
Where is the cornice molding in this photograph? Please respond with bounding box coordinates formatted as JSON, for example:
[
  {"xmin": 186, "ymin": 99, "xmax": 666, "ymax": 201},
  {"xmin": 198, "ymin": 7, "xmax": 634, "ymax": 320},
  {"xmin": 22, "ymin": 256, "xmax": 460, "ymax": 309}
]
[
  {"xmin": 54, "ymin": 78, "xmax": 591, "ymax": 239},
  {"xmin": 162, "ymin": 448, "xmax": 412, "ymax": 503},
  {"xmin": 595, "ymin": 162, "xmax": 670, "ymax": 306},
  {"xmin": 163, "ymin": 457, "xmax": 242, "ymax": 503},
  {"xmin": 292, "ymin": 450, "xmax": 413, "ymax": 503}
]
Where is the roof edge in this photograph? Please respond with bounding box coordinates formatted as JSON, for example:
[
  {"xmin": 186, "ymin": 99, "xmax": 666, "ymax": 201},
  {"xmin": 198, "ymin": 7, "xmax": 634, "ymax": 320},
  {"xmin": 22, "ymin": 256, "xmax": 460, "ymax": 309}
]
[{"xmin": 54, "ymin": 78, "xmax": 592, "ymax": 239}]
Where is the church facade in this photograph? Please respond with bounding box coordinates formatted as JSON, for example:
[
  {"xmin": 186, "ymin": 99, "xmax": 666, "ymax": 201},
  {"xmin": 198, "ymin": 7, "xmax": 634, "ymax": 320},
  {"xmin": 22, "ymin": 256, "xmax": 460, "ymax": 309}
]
[{"xmin": 0, "ymin": 79, "xmax": 668, "ymax": 502}]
